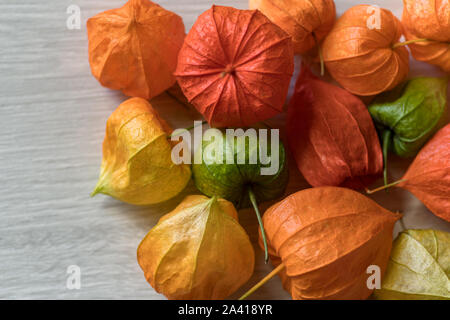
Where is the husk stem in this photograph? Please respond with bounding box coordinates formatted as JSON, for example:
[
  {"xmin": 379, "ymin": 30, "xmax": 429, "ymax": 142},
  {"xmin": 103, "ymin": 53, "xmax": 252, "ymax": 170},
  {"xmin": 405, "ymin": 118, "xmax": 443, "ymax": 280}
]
[
  {"xmin": 239, "ymin": 263, "xmax": 285, "ymax": 300},
  {"xmin": 392, "ymin": 38, "xmax": 429, "ymax": 49},
  {"xmin": 366, "ymin": 179, "xmax": 407, "ymax": 194},
  {"xmin": 382, "ymin": 130, "xmax": 392, "ymax": 189},
  {"xmin": 220, "ymin": 64, "xmax": 235, "ymax": 78},
  {"xmin": 313, "ymin": 32, "xmax": 325, "ymax": 76},
  {"xmin": 168, "ymin": 120, "xmax": 207, "ymax": 139},
  {"xmin": 248, "ymin": 188, "xmax": 269, "ymax": 264}
]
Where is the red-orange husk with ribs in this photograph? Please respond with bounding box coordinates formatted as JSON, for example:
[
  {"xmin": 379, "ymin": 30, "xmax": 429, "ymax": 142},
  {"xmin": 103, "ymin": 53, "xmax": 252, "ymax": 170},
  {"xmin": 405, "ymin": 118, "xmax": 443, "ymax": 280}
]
[
  {"xmin": 255, "ymin": 187, "xmax": 401, "ymax": 300},
  {"xmin": 322, "ymin": 5, "xmax": 409, "ymax": 96},
  {"xmin": 402, "ymin": 124, "xmax": 449, "ymax": 222},
  {"xmin": 87, "ymin": 0, "xmax": 185, "ymax": 99},
  {"xmin": 248, "ymin": 0, "xmax": 336, "ymax": 55},
  {"xmin": 402, "ymin": 0, "xmax": 450, "ymax": 72},
  {"xmin": 175, "ymin": 5, "xmax": 294, "ymax": 128},
  {"xmin": 287, "ymin": 65, "xmax": 383, "ymax": 189}
]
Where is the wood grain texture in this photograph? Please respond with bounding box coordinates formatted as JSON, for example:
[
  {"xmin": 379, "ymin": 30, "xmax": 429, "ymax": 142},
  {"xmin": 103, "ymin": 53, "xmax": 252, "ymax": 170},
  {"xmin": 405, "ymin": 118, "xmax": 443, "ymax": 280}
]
[{"xmin": 0, "ymin": 0, "xmax": 449, "ymax": 300}]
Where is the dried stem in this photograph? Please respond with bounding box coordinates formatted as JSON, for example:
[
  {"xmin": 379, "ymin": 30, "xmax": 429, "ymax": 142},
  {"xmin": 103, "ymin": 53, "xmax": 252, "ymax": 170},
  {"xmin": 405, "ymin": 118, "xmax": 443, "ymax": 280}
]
[
  {"xmin": 239, "ymin": 263, "xmax": 285, "ymax": 300},
  {"xmin": 392, "ymin": 38, "xmax": 429, "ymax": 49},
  {"xmin": 366, "ymin": 179, "xmax": 407, "ymax": 194},
  {"xmin": 382, "ymin": 130, "xmax": 392, "ymax": 189},
  {"xmin": 313, "ymin": 32, "xmax": 325, "ymax": 76},
  {"xmin": 248, "ymin": 188, "xmax": 269, "ymax": 264}
]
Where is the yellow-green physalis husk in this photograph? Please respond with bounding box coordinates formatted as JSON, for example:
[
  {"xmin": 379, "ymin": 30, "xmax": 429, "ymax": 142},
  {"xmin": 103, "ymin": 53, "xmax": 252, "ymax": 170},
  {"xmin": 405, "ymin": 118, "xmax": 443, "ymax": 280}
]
[
  {"xmin": 374, "ymin": 229, "xmax": 450, "ymax": 300},
  {"xmin": 137, "ymin": 195, "xmax": 255, "ymax": 300},
  {"xmin": 91, "ymin": 97, "xmax": 191, "ymax": 205}
]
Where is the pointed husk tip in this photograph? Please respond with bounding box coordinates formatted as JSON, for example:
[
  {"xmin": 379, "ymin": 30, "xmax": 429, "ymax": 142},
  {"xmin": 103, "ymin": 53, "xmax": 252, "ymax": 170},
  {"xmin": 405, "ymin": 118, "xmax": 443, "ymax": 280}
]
[{"xmin": 90, "ymin": 180, "xmax": 105, "ymax": 197}]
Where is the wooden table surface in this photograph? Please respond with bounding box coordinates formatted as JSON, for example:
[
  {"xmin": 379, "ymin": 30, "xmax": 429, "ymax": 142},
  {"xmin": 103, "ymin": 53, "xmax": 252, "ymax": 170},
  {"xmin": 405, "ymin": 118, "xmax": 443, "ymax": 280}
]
[{"xmin": 0, "ymin": 0, "xmax": 449, "ymax": 299}]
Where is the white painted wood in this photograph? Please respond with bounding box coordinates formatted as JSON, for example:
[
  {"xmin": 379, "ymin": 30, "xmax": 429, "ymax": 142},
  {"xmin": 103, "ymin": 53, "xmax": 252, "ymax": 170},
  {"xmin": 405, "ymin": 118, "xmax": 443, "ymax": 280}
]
[{"xmin": 0, "ymin": 0, "xmax": 448, "ymax": 300}]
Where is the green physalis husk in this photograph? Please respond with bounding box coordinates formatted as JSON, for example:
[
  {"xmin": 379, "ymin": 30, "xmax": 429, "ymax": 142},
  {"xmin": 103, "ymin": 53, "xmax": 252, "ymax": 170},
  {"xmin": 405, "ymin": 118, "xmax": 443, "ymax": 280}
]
[
  {"xmin": 374, "ymin": 229, "xmax": 450, "ymax": 300},
  {"xmin": 192, "ymin": 128, "xmax": 288, "ymax": 262},
  {"xmin": 368, "ymin": 77, "xmax": 448, "ymax": 185},
  {"xmin": 369, "ymin": 77, "xmax": 448, "ymax": 157},
  {"xmin": 192, "ymin": 129, "xmax": 288, "ymax": 209}
]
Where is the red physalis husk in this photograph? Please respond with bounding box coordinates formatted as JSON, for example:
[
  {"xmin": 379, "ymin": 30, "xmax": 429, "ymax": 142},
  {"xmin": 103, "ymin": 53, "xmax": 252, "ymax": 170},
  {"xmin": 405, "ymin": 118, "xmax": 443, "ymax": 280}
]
[
  {"xmin": 175, "ymin": 5, "xmax": 294, "ymax": 128},
  {"xmin": 398, "ymin": 124, "xmax": 450, "ymax": 222},
  {"xmin": 287, "ymin": 65, "xmax": 383, "ymax": 189}
]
